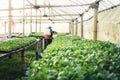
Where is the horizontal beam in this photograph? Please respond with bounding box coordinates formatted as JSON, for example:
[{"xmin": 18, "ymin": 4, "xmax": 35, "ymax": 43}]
[
  {"xmin": 15, "ymin": 20, "xmax": 70, "ymax": 23},
  {"xmin": 0, "ymin": 14, "xmax": 80, "ymax": 17},
  {"xmin": 0, "ymin": 4, "xmax": 90, "ymax": 11},
  {"xmin": 0, "ymin": 18, "xmax": 72, "ymax": 21},
  {"xmin": 27, "ymin": 4, "xmax": 90, "ymax": 8},
  {"xmin": 0, "ymin": 7, "xmax": 31, "ymax": 11}
]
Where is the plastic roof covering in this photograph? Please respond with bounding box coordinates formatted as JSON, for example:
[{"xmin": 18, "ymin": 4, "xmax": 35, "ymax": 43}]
[{"xmin": 0, "ymin": 0, "xmax": 120, "ymax": 23}]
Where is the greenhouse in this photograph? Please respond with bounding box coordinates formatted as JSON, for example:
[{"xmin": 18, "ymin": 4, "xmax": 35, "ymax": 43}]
[{"xmin": 0, "ymin": 0, "xmax": 120, "ymax": 80}]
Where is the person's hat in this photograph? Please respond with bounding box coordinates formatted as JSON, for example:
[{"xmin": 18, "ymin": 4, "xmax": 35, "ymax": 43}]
[{"xmin": 48, "ymin": 26, "xmax": 52, "ymax": 28}]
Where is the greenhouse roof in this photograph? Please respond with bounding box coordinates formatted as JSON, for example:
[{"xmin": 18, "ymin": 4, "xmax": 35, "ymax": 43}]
[{"xmin": 0, "ymin": 0, "xmax": 120, "ymax": 23}]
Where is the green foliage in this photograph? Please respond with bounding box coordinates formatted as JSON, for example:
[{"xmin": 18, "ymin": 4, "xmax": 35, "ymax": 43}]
[
  {"xmin": 0, "ymin": 50, "xmax": 37, "ymax": 80},
  {"xmin": 29, "ymin": 32, "xmax": 44, "ymax": 38},
  {"xmin": 0, "ymin": 37, "xmax": 36, "ymax": 52},
  {"xmin": 0, "ymin": 54, "xmax": 22, "ymax": 80},
  {"xmin": 22, "ymin": 35, "xmax": 120, "ymax": 80}
]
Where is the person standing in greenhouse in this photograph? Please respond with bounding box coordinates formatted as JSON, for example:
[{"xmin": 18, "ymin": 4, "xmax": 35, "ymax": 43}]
[
  {"xmin": 44, "ymin": 27, "xmax": 50, "ymax": 47},
  {"xmin": 48, "ymin": 26, "xmax": 54, "ymax": 42},
  {"xmin": 44, "ymin": 27, "xmax": 52, "ymax": 47}
]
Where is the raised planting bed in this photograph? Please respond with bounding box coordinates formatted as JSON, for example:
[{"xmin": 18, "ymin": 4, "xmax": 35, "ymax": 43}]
[
  {"xmin": 29, "ymin": 32, "xmax": 44, "ymax": 38},
  {"xmin": 0, "ymin": 37, "xmax": 36, "ymax": 53},
  {"xmin": 21, "ymin": 35, "xmax": 120, "ymax": 80}
]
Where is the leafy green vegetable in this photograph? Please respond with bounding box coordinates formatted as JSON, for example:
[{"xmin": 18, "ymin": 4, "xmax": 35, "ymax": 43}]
[
  {"xmin": 0, "ymin": 37, "xmax": 36, "ymax": 52},
  {"xmin": 21, "ymin": 35, "xmax": 120, "ymax": 80}
]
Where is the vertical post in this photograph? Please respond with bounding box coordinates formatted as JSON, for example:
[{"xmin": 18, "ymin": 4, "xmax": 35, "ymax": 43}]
[
  {"xmin": 39, "ymin": 39, "xmax": 42, "ymax": 58},
  {"xmin": 30, "ymin": 6, "xmax": 32, "ymax": 33},
  {"xmin": 36, "ymin": 41, "xmax": 39, "ymax": 60},
  {"xmin": 8, "ymin": 0, "xmax": 12, "ymax": 37},
  {"xmin": 35, "ymin": 0, "xmax": 37, "ymax": 33},
  {"xmin": 12, "ymin": 21, "xmax": 14, "ymax": 33},
  {"xmin": 42, "ymin": 38, "xmax": 45, "ymax": 50},
  {"xmin": 23, "ymin": 0, "xmax": 25, "ymax": 36},
  {"xmin": 69, "ymin": 22, "xmax": 70, "ymax": 34},
  {"xmin": 71, "ymin": 20, "xmax": 74, "ymax": 35},
  {"xmin": 4, "ymin": 21, "xmax": 7, "ymax": 34},
  {"xmin": 39, "ymin": 11, "xmax": 41, "ymax": 32},
  {"xmin": 73, "ymin": 21, "xmax": 76, "ymax": 35},
  {"xmin": 69, "ymin": 22, "xmax": 72, "ymax": 34},
  {"xmin": 21, "ymin": 50, "xmax": 26, "ymax": 75},
  {"xmin": 92, "ymin": 2, "xmax": 99, "ymax": 40},
  {"xmin": 75, "ymin": 20, "xmax": 78, "ymax": 36},
  {"xmin": 71, "ymin": 22, "xmax": 73, "ymax": 35},
  {"xmin": 35, "ymin": 9, "xmax": 37, "ymax": 33},
  {"xmin": 80, "ymin": 14, "xmax": 84, "ymax": 38}
]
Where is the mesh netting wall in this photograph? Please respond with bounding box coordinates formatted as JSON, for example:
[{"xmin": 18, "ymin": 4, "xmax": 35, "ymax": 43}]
[{"xmin": 77, "ymin": 5, "xmax": 120, "ymax": 45}]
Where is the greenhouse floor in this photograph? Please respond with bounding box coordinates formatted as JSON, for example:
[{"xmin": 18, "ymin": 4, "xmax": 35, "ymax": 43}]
[{"xmin": 0, "ymin": 50, "xmax": 35, "ymax": 80}]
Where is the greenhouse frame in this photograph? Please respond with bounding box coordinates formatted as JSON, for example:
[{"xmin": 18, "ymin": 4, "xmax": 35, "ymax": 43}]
[{"xmin": 0, "ymin": 0, "xmax": 120, "ymax": 80}]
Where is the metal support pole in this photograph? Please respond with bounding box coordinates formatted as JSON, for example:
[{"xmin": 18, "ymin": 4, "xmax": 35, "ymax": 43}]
[
  {"xmin": 39, "ymin": 11, "xmax": 41, "ymax": 32},
  {"xmin": 42, "ymin": 38, "xmax": 45, "ymax": 50},
  {"xmin": 4, "ymin": 21, "xmax": 7, "ymax": 34},
  {"xmin": 23, "ymin": 0, "xmax": 25, "ymax": 36},
  {"xmin": 75, "ymin": 20, "xmax": 78, "ymax": 36},
  {"xmin": 71, "ymin": 20, "xmax": 74, "ymax": 35},
  {"xmin": 21, "ymin": 50, "xmax": 26, "ymax": 75},
  {"xmin": 12, "ymin": 21, "xmax": 14, "ymax": 33},
  {"xmin": 39, "ymin": 39, "xmax": 42, "ymax": 58},
  {"xmin": 80, "ymin": 14, "xmax": 84, "ymax": 38},
  {"xmin": 36, "ymin": 41, "xmax": 39, "ymax": 60},
  {"xmin": 35, "ymin": 0, "xmax": 38, "ymax": 33},
  {"xmin": 92, "ymin": 2, "xmax": 99, "ymax": 40},
  {"xmin": 30, "ymin": 6, "xmax": 32, "ymax": 33},
  {"xmin": 73, "ymin": 24, "xmax": 75, "ymax": 35},
  {"xmin": 69, "ymin": 22, "xmax": 72, "ymax": 34},
  {"xmin": 8, "ymin": 0, "xmax": 12, "ymax": 37},
  {"xmin": 35, "ymin": 9, "xmax": 37, "ymax": 33}
]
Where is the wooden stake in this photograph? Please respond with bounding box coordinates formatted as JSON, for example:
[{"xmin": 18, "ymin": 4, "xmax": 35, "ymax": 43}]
[
  {"xmin": 42, "ymin": 38, "xmax": 45, "ymax": 50},
  {"xmin": 21, "ymin": 50, "xmax": 26, "ymax": 75},
  {"xmin": 75, "ymin": 20, "xmax": 78, "ymax": 36},
  {"xmin": 69, "ymin": 22, "xmax": 71, "ymax": 34},
  {"xmin": 39, "ymin": 11, "xmax": 41, "ymax": 32},
  {"xmin": 23, "ymin": 0, "xmax": 25, "ymax": 36},
  {"xmin": 36, "ymin": 41, "xmax": 39, "ymax": 60},
  {"xmin": 72, "ymin": 21, "xmax": 74, "ymax": 35},
  {"xmin": 80, "ymin": 14, "xmax": 84, "ymax": 38},
  {"xmin": 4, "ymin": 21, "xmax": 7, "ymax": 34},
  {"xmin": 92, "ymin": 3, "xmax": 99, "ymax": 40},
  {"xmin": 8, "ymin": 0, "xmax": 12, "ymax": 37},
  {"xmin": 30, "ymin": 6, "xmax": 32, "ymax": 33}
]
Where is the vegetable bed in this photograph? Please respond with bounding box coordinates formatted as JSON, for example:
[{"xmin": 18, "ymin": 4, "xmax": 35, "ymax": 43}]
[
  {"xmin": 0, "ymin": 37, "xmax": 36, "ymax": 53},
  {"xmin": 29, "ymin": 32, "xmax": 44, "ymax": 38},
  {"xmin": 22, "ymin": 35, "xmax": 120, "ymax": 80}
]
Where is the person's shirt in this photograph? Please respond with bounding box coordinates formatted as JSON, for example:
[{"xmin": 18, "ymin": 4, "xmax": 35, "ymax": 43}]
[
  {"xmin": 44, "ymin": 28, "xmax": 51, "ymax": 35},
  {"xmin": 44, "ymin": 27, "xmax": 51, "ymax": 39}
]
